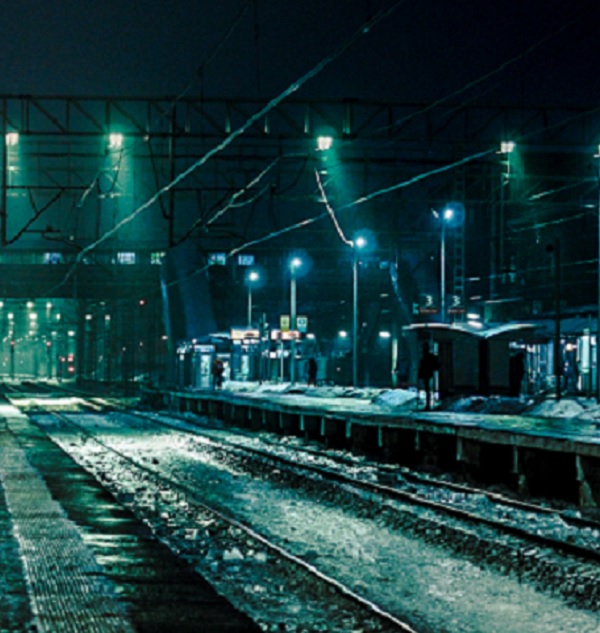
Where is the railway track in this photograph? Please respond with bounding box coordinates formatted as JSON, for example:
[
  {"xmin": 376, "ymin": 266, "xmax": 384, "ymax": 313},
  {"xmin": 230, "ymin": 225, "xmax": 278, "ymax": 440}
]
[
  {"xmin": 6, "ymin": 381, "xmax": 600, "ymax": 559},
  {"xmin": 4, "ymin": 382, "xmax": 600, "ymax": 631},
  {"xmin": 120, "ymin": 407, "xmax": 600, "ymax": 564},
  {"xmin": 16, "ymin": 406, "xmax": 420, "ymax": 632}
]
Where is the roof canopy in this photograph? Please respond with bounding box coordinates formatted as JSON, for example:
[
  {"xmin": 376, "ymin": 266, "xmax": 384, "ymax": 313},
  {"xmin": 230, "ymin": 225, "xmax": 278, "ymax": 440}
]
[{"xmin": 405, "ymin": 322, "xmax": 540, "ymax": 342}]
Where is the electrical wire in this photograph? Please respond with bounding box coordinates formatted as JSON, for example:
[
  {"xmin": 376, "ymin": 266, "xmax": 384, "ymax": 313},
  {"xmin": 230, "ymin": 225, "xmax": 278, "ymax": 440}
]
[
  {"xmin": 5, "ymin": 189, "xmax": 65, "ymax": 246},
  {"xmin": 33, "ymin": 1, "xmax": 598, "ymax": 309},
  {"xmin": 68, "ymin": 1, "xmax": 253, "ymax": 216},
  {"xmin": 350, "ymin": 148, "xmax": 494, "ymax": 207},
  {"xmin": 380, "ymin": 11, "xmax": 585, "ymax": 139},
  {"xmin": 173, "ymin": 156, "xmax": 281, "ymax": 247},
  {"xmin": 41, "ymin": 0, "xmax": 407, "ymax": 297}
]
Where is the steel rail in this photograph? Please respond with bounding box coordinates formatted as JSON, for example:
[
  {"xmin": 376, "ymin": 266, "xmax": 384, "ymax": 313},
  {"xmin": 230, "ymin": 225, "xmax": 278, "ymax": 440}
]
[{"xmin": 26, "ymin": 406, "xmax": 420, "ymax": 633}]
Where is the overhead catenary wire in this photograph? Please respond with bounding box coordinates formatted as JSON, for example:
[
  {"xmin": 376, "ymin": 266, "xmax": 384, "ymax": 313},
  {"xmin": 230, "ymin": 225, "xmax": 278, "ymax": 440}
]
[
  {"xmin": 32, "ymin": 1, "xmax": 599, "ymax": 307},
  {"xmin": 42, "ymin": 0, "xmax": 407, "ymax": 296},
  {"xmin": 379, "ymin": 10, "xmax": 586, "ymax": 139},
  {"xmin": 173, "ymin": 156, "xmax": 282, "ymax": 247},
  {"xmin": 314, "ymin": 169, "xmax": 353, "ymax": 247},
  {"xmin": 69, "ymin": 1, "xmax": 253, "ymax": 217}
]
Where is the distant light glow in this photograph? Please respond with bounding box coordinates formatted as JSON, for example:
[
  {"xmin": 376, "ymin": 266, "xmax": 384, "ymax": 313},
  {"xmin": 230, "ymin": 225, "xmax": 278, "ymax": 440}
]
[
  {"xmin": 108, "ymin": 133, "xmax": 124, "ymax": 149},
  {"xmin": 5, "ymin": 132, "xmax": 19, "ymax": 147},
  {"xmin": 306, "ymin": 333, "xmax": 315, "ymax": 340},
  {"xmin": 500, "ymin": 141, "xmax": 515, "ymax": 154},
  {"xmin": 67, "ymin": 330, "xmax": 75, "ymax": 337},
  {"xmin": 28, "ymin": 313, "xmax": 37, "ymax": 321},
  {"xmin": 467, "ymin": 313, "xmax": 481, "ymax": 320},
  {"xmin": 338, "ymin": 330, "xmax": 348, "ymax": 338},
  {"xmin": 316, "ymin": 135, "xmax": 333, "ymax": 151},
  {"xmin": 248, "ymin": 270, "xmax": 259, "ymax": 283},
  {"xmin": 443, "ymin": 207, "xmax": 454, "ymax": 221},
  {"xmin": 290, "ymin": 257, "xmax": 302, "ymax": 270},
  {"xmin": 379, "ymin": 331, "xmax": 392, "ymax": 339},
  {"xmin": 354, "ymin": 236, "xmax": 367, "ymax": 249},
  {"xmin": 26, "ymin": 301, "xmax": 34, "ymax": 308}
]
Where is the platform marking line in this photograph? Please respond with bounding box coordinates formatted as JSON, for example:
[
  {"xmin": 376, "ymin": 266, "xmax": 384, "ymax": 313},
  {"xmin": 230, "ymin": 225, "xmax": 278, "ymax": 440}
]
[{"xmin": 0, "ymin": 424, "xmax": 136, "ymax": 633}]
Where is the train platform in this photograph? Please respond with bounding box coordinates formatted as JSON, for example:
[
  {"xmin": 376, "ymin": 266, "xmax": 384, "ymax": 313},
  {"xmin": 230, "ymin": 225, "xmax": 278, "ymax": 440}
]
[
  {"xmin": 0, "ymin": 402, "xmax": 261, "ymax": 633},
  {"xmin": 150, "ymin": 382, "xmax": 600, "ymax": 509}
]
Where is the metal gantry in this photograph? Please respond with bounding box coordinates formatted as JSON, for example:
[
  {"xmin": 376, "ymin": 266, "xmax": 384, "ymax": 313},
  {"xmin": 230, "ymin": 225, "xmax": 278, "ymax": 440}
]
[{"xmin": 0, "ymin": 94, "xmax": 599, "ymax": 383}]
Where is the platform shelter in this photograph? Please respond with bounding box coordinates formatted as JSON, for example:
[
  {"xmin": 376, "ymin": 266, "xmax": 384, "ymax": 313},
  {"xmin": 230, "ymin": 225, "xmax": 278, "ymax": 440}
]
[{"xmin": 405, "ymin": 323, "xmax": 541, "ymax": 397}]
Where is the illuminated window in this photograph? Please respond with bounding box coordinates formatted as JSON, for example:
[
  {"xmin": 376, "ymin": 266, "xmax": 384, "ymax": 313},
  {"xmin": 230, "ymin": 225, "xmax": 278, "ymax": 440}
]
[
  {"xmin": 237, "ymin": 254, "xmax": 255, "ymax": 267},
  {"xmin": 44, "ymin": 252, "xmax": 64, "ymax": 264},
  {"xmin": 116, "ymin": 252, "xmax": 136, "ymax": 265},
  {"xmin": 209, "ymin": 253, "xmax": 226, "ymax": 266}
]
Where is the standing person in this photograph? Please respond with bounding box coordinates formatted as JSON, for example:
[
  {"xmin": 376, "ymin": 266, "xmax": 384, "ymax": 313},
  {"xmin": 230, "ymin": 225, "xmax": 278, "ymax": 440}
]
[
  {"xmin": 307, "ymin": 357, "xmax": 318, "ymax": 387},
  {"xmin": 418, "ymin": 343, "xmax": 439, "ymax": 410},
  {"xmin": 211, "ymin": 356, "xmax": 224, "ymax": 389}
]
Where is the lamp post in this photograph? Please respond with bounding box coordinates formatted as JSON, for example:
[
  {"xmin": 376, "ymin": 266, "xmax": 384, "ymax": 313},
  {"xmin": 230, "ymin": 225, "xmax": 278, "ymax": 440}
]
[
  {"xmin": 546, "ymin": 240, "xmax": 561, "ymax": 401},
  {"xmin": 596, "ymin": 146, "xmax": 600, "ymax": 402},
  {"xmin": 246, "ymin": 270, "xmax": 259, "ymax": 327},
  {"xmin": 440, "ymin": 207, "xmax": 454, "ymax": 323},
  {"xmin": 352, "ymin": 236, "xmax": 366, "ymax": 386},
  {"xmin": 289, "ymin": 257, "xmax": 302, "ymax": 384}
]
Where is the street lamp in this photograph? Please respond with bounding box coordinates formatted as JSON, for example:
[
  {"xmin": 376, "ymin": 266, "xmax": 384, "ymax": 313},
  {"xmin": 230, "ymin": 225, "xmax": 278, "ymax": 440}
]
[
  {"xmin": 440, "ymin": 207, "xmax": 454, "ymax": 323},
  {"xmin": 595, "ymin": 145, "xmax": 600, "ymax": 402},
  {"xmin": 289, "ymin": 257, "xmax": 302, "ymax": 383},
  {"xmin": 316, "ymin": 135, "xmax": 333, "ymax": 151},
  {"xmin": 352, "ymin": 235, "xmax": 367, "ymax": 386},
  {"xmin": 246, "ymin": 270, "xmax": 259, "ymax": 327}
]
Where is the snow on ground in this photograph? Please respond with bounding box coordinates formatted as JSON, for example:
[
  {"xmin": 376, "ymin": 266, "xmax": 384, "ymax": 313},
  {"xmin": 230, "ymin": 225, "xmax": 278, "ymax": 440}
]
[
  {"xmin": 207, "ymin": 380, "xmax": 600, "ymax": 423},
  {"xmin": 41, "ymin": 411, "xmax": 600, "ymax": 633}
]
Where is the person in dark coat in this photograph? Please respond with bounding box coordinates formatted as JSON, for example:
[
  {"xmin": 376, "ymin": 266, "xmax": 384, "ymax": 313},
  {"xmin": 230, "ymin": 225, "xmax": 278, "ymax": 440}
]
[
  {"xmin": 307, "ymin": 357, "xmax": 318, "ymax": 386},
  {"xmin": 211, "ymin": 357, "xmax": 224, "ymax": 389},
  {"xmin": 418, "ymin": 343, "xmax": 439, "ymax": 410}
]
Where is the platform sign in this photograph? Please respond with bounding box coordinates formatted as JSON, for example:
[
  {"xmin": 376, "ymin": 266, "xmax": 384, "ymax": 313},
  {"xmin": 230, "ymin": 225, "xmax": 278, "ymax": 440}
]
[
  {"xmin": 230, "ymin": 328, "xmax": 260, "ymax": 340},
  {"xmin": 280, "ymin": 315, "xmax": 290, "ymax": 331},
  {"xmin": 418, "ymin": 293, "xmax": 438, "ymax": 315},
  {"xmin": 296, "ymin": 315, "xmax": 308, "ymax": 333},
  {"xmin": 447, "ymin": 294, "xmax": 465, "ymax": 315}
]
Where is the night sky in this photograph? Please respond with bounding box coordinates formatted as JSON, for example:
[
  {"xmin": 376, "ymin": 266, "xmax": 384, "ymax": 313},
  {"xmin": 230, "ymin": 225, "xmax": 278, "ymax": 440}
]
[{"xmin": 0, "ymin": 1, "xmax": 597, "ymax": 106}]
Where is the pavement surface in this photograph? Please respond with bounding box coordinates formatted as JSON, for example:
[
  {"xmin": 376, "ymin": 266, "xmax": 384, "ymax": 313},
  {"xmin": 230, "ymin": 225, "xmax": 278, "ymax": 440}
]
[{"xmin": 0, "ymin": 403, "xmax": 261, "ymax": 633}]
